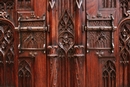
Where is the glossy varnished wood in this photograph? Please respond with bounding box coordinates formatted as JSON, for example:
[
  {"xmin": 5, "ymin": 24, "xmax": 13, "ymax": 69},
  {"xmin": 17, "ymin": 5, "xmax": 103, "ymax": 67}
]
[{"xmin": 0, "ymin": 0, "xmax": 130, "ymax": 87}]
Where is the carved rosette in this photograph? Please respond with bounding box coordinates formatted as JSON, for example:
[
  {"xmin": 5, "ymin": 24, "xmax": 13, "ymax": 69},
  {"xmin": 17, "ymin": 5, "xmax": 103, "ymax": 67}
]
[
  {"xmin": 119, "ymin": 18, "xmax": 130, "ymax": 64},
  {"xmin": 58, "ymin": 10, "xmax": 74, "ymax": 54}
]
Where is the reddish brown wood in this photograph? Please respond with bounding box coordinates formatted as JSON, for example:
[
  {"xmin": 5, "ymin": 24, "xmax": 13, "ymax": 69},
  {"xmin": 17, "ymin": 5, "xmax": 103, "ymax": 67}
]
[{"xmin": 0, "ymin": 0, "xmax": 130, "ymax": 87}]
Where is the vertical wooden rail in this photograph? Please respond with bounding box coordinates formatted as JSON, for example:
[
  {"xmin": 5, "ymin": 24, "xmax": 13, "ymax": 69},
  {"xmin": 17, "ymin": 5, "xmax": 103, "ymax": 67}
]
[
  {"xmin": 75, "ymin": 0, "xmax": 85, "ymax": 87},
  {"xmin": 48, "ymin": 1, "xmax": 59, "ymax": 87},
  {"xmin": 75, "ymin": 0, "xmax": 82, "ymax": 45},
  {"xmin": 49, "ymin": 0, "xmax": 57, "ymax": 45},
  {"xmin": 124, "ymin": 66, "xmax": 128, "ymax": 87}
]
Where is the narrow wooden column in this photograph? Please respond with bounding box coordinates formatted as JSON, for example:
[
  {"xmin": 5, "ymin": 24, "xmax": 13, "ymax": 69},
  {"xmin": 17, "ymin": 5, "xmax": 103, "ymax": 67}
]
[
  {"xmin": 75, "ymin": 1, "xmax": 82, "ymax": 45},
  {"xmin": 49, "ymin": 0, "xmax": 57, "ymax": 45}
]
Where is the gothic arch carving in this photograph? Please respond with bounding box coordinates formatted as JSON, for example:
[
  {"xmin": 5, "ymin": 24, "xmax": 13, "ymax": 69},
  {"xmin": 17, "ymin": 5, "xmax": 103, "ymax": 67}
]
[
  {"xmin": 0, "ymin": 12, "xmax": 15, "ymax": 87},
  {"xmin": 58, "ymin": 10, "xmax": 75, "ymax": 54},
  {"xmin": 103, "ymin": 60, "xmax": 116, "ymax": 87},
  {"xmin": 18, "ymin": 60, "xmax": 32, "ymax": 87},
  {"xmin": 119, "ymin": 18, "xmax": 130, "ymax": 64},
  {"xmin": 118, "ymin": 16, "xmax": 130, "ymax": 87},
  {"xmin": 102, "ymin": 0, "xmax": 116, "ymax": 8}
]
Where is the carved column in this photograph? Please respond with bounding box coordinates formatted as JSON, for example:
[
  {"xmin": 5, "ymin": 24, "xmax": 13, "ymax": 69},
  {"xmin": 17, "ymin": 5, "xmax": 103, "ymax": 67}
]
[{"xmin": 48, "ymin": 0, "xmax": 57, "ymax": 44}]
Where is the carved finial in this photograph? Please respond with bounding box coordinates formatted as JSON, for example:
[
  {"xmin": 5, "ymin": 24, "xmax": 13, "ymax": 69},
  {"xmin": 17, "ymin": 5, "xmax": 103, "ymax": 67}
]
[
  {"xmin": 97, "ymin": 12, "xmax": 102, "ymax": 18},
  {"xmin": 42, "ymin": 14, "xmax": 46, "ymax": 20},
  {"xmin": 30, "ymin": 12, "xmax": 36, "ymax": 18}
]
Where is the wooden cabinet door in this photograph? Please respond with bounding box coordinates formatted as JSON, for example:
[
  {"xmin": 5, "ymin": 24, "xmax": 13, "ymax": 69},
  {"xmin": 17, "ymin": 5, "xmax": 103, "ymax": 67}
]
[{"xmin": 0, "ymin": 0, "xmax": 130, "ymax": 87}]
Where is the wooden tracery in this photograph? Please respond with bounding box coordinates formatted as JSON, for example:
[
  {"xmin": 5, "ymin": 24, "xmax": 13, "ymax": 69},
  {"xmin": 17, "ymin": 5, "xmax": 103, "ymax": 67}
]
[
  {"xmin": 85, "ymin": 13, "xmax": 116, "ymax": 57},
  {"xmin": 0, "ymin": 11, "xmax": 15, "ymax": 87}
]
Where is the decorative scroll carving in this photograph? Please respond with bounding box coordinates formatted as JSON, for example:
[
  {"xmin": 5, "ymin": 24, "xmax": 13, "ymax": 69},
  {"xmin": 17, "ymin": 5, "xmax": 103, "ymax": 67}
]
[
  {"xmin": 18, "ymin": 60, "xmax": 32, "ymax": 87},
  {"xmin": 18, "ymin": 0, "xmax": 32, "ymax": 10},
  {"xmin": 16, "ymin": 13, "xmax": 48, "ymax": 54},
  {"xmin": 119, "ymin": 18, "xmax": 130, "ymax": 64},
  {"xmin": 0, "ymin": 12, "xmax": 15, "ymax": 87},
  {"xmin": 58, "ymin": 10, "xmax": 74, "ymax": 54},
  {"xmin": 85, "ymin": 13, "xmax": 116, "ymax": 57},
  {"xmin": 102, "ymin": 0, "xmax": 116, "ymax": 8},
  {"xmin": 103, "ymin": 60, "xmax": 116, "ymax": 87}
]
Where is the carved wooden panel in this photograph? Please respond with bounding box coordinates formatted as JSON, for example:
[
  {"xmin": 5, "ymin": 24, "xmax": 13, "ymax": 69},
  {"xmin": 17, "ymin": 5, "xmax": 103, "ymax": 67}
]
[
  {"xmin": 58, "ymin": 10, "xmax": 74, "ymax": 54},
  {"xmin": 119, "ymin": 16, "xmax": 130, "ymax": 87},
  {"xmin": 0, "ymin": 1, "xmax": 14, "ymax": 21},
  {"xmin": 0, "ymin": 0, "xmax": 124, "ymax": 87},
  {"xmin": 16, "ymin": 13, "xmax": 47, "ymax": 54},
  {"xmin": 85, "ymin": 13, "xmax": 116, "ymax": 57},
  {"xmin": 102, "ymin": 0, "xmax": 116, "ymax": 8},
  {"xmin": 48, "ymin": 7, "xmax": 85, "ymax": 86},
  {"xmin": 119, "ymin": 19, "xmax": 130, "ymax": 64},
  {"xmin": 0, "ymin": 13, "xmax": 15, "ymax": 87},
  {"xmin": 103, "ymin": 60, "xmax": 116, "ymax": 87},
  {"xmin": 18, "ymin": 58, "xmax": 34, "ymax": 87},
  {"xmin": 17, "ymin": 0, "xmax": 33, "ymax": 10}
]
